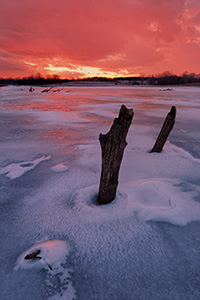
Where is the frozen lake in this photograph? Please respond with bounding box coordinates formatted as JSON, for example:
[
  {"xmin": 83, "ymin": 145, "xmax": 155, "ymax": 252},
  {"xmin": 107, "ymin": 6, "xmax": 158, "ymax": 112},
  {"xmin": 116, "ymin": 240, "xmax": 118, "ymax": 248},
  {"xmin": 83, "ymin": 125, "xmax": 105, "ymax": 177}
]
[{"xmin": 0, "ymin": 85, "xmax": 200, "ymax": 300}]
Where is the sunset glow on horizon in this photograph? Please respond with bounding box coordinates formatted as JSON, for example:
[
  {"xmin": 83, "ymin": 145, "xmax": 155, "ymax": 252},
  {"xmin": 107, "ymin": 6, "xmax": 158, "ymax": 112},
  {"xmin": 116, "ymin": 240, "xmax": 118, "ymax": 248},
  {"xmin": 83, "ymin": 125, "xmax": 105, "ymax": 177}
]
[{"xmin": 0, "ymin": 0, "xmax": 200, "ymax": 79}]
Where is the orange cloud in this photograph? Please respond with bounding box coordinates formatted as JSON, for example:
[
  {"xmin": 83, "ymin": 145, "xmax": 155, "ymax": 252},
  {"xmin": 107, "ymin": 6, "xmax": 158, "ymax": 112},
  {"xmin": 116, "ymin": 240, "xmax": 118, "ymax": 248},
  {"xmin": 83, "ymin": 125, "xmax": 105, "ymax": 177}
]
[{"xmin": 0, "ymin": 0, "xmax": 200, "ymax": 78}]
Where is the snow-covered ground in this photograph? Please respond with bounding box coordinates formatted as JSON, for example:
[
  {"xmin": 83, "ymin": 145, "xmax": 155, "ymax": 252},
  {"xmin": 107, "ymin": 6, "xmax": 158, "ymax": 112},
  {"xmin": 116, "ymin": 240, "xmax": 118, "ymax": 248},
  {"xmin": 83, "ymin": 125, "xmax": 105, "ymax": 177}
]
[{"xmin": 0, "ymin": 85, "xmax": 200, "ymax": 300}]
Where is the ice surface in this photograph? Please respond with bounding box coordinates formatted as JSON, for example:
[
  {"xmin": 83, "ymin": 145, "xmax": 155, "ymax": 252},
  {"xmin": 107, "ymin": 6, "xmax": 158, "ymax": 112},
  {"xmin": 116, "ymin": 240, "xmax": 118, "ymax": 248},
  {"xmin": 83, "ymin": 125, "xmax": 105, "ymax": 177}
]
[{"xmin": 0, "ymin": 85, "xmax": 200, "ymax": 300}]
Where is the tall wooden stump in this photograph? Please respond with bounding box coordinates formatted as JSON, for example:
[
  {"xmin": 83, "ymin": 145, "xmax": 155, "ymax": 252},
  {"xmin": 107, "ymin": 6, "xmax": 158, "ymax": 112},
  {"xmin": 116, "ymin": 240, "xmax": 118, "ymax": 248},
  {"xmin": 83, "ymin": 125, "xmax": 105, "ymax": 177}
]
[
  {"xmin": 151, "ymin": 106, "xmax": 176, "ymax": 153},
  {"xmin": 98, "ymin": 105, "xmax": 133, "ymax": 205}
]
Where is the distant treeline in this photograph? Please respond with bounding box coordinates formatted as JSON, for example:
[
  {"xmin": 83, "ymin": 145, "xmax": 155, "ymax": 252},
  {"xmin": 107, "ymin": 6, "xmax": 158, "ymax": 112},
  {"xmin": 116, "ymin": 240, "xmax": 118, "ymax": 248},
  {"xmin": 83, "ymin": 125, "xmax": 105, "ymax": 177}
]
[{"xmin": 0, "ymin": 72, "xmax": 200, "ymax": 86}]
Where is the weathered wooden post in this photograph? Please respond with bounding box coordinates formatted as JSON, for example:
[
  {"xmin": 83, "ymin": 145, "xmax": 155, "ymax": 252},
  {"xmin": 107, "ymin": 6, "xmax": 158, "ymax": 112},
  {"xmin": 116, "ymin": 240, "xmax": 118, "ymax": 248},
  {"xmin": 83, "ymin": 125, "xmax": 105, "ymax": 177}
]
[
  {"xmin": 151, "ymin": 106, "xmax": 176, "ymax": 153},
  {"xmin": 98, "ymin": 105, "xmax": 133, "ymax": 205}
]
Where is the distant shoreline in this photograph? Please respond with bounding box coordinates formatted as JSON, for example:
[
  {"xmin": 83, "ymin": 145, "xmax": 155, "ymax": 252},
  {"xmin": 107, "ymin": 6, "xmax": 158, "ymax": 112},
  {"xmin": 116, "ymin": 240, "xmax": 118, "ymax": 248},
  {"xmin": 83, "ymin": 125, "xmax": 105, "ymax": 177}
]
[
  {"xmin": 1, "ymin": 73, "xmax": 200, "ymax": 87},
  {"xmin": 1, "ymin": 82, "xmax": 200, "ymax": 88}
]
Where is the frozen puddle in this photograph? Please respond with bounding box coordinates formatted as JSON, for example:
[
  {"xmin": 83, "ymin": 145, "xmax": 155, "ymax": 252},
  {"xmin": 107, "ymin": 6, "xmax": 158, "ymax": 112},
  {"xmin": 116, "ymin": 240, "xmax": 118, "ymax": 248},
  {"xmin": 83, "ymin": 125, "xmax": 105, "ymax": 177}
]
[
  {"xmin": 14, "ymin": 240, "xmax": 76, "ymax": 300},
  {"xmin": 0, "ymin": 155, "xmax": 51, "ymax": 179}
]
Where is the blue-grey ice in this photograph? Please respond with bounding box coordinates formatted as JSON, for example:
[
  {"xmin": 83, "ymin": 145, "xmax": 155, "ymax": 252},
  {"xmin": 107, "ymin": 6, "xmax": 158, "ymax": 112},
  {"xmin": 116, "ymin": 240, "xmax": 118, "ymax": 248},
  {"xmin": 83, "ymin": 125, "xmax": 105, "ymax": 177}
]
[{"xmin": 0, "ymin": 85, "xmax": 200, "ymax": 300}]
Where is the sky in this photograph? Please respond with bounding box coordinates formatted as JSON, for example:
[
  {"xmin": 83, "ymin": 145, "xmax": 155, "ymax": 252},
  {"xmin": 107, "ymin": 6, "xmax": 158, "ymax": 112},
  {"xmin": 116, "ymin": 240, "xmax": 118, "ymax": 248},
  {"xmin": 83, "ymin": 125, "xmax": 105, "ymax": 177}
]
[{"xmin": 0, "ymin": 0, "xmax": 200, "ymax": 78}]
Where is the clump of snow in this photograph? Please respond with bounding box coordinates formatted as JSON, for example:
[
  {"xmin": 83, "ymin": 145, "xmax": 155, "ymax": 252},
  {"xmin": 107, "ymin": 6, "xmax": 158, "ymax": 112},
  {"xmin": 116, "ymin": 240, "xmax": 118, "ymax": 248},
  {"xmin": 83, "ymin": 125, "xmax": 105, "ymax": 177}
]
[
  {"xmin": 14, "ymin": 240, "xmax": 76, "ymax": 300},
  {"xmin": 51, "ymin": 163, "xmax": 68, "ymax": 173},
  {"xmin": 123, "ymin": 178, "xmax": 200, "ymax": 226},
  {"xmin": 14, "ymin": 240, "xmax": 68, "ymax": 271},
  {"xmin": 0, "ymin": 155, "xmax": 51, "ymax": 179}
]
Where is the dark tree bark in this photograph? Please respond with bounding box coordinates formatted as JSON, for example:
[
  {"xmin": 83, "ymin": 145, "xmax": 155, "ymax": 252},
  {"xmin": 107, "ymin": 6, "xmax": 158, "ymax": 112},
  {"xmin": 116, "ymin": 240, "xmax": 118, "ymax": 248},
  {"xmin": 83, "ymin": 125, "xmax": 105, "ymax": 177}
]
[
  {"xmin": 98, "ymin": 105, "xmax": 133, "ymax": 205},
  {"xmin": 151, "ymin": 106, "xmax": 176, "ymax": 153}
]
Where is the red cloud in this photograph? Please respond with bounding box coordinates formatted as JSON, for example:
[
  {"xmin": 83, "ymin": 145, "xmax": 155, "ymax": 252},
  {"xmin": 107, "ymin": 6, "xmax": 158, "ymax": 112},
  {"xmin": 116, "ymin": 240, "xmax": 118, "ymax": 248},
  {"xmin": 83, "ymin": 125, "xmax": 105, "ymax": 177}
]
[{"xmin": 0, "ymin": 0, "xmax": 199, "ymax": 78}]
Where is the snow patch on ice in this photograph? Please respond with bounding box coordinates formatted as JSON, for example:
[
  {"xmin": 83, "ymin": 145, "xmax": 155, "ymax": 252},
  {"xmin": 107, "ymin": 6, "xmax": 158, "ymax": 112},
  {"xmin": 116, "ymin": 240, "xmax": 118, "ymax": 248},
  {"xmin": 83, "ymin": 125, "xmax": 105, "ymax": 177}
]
[
  {"xmin": 0, "ymin": 155, "xmax": 51, "ymax": 179},
  {"xmin": 14, "ymin": 240, "xmax": 68, "ymax": 271},
  {"xmin": 47, "ymin": 280, "xmax": 76, "ymax": 300},
  {"xmin": 51, "ymin": 163, "xmax": 68, "ymax": 173},
  {"xmin": 71, "ymin": 185, "xmax": 128, "ymax": 221},
  {"xmin": 123, "ymin": 179, "xmax": 200, "ymax": 226},
  {"xmin": 14, "ymin": 240, "xmax": 76, "ymax": 300},
  {"xmin": 166, "ymin": 142, "xmax": 200, "ymax": 163},
  {"xmin": 71, "ymin": 180, "xmax": 200, "ymax": 226}
]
